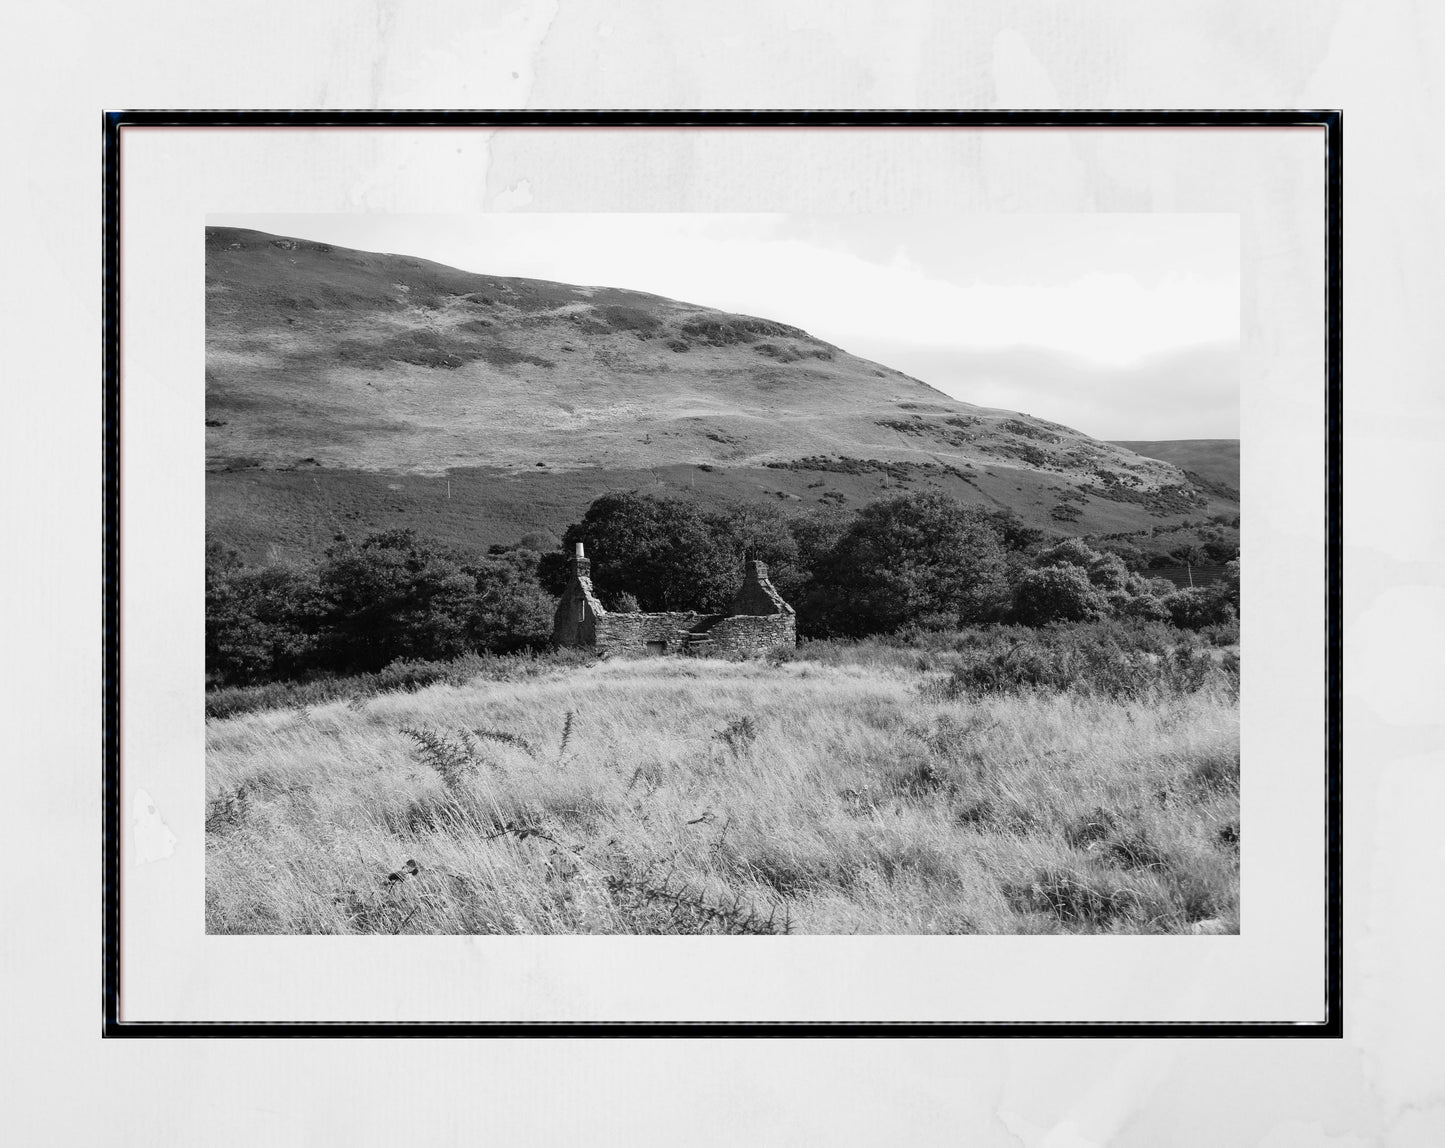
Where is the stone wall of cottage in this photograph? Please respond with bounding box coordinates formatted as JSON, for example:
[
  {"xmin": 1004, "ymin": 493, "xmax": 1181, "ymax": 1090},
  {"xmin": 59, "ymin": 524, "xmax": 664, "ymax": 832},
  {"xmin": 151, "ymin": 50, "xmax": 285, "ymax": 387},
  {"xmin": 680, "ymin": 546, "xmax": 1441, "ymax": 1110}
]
[
  {"xmin": 705, "ymin": 612, "xmax": 797, "ymax": 656},
  {"xmin": 594, "ymin": 611, "xmax": 717, "ymax": 654},
  {"xmin": 552, "ymin": 546, "xmax": 796, "ymax": 658}
]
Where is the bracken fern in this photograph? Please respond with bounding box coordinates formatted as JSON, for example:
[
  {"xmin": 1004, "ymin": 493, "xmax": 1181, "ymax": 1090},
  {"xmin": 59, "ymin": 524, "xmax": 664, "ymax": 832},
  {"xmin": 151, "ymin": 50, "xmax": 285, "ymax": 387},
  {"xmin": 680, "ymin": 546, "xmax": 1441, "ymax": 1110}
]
[{"xmin": 399, "ymin": 725, "xmax": 480, "ymax": 790}]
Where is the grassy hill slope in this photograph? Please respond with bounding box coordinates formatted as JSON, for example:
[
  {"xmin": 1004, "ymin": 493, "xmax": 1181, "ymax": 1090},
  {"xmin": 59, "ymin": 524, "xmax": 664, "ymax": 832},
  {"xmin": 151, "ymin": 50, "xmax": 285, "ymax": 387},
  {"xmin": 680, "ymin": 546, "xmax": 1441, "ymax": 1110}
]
[
  {"xmin": 1112, "ymin": 440, "xmax": 1239, "ymax": 494},
  {"xmin": 207, "ymin": 228, "xmax": 1237, "ymax": 560},
  {"xmin": 211, "ymin": 457, "xmax": 1225, "ymax": 563}
]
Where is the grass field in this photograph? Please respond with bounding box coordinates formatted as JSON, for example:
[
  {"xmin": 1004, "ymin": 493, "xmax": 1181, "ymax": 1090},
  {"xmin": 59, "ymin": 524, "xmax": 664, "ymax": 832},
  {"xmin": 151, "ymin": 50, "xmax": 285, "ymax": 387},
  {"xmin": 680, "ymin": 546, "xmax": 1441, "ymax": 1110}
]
[{"xmin": 206, "ymin": 631, "xmax": 1240, "ymax": 936}]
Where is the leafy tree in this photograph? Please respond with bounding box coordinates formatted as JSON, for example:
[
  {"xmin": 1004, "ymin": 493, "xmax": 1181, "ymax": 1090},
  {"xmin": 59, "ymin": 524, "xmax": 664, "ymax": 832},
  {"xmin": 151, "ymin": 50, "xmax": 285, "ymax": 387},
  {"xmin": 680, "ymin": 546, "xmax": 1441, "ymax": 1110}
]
[
  {"xmin": 706, "ymin": 500, "xmax": 805, "ymax": 602},
  {"xmin": 788, "ymin": 507, "xmax": 853, "ymax": 571},
  {"xmin": 536, "ymin": 549, "xmax": 571, "ymax": 598},
  {"xmin": 544, "ymin": 492, "xmax": 736, "ymax": 612},
  {"xmin": 983, "ymin": 509, "xmax": 1045, "ymax": 553},
  {"xmin": 205, "ymin": 560, "xmax": 321, "ymax": 685},
  {"xmin": 783, "ymin": 508, "xmax": 854, "ymax": 634},
  {"xmin": 802, "ymin": 493, "xmax": 1010, "ymax": 636},
  {"xmin": 465, "ymin": 548, "xmax": 557, "ymax": 653},
  {"xmin": 316, "ymin": 529, "xmax": 477, "ymax": 672}
]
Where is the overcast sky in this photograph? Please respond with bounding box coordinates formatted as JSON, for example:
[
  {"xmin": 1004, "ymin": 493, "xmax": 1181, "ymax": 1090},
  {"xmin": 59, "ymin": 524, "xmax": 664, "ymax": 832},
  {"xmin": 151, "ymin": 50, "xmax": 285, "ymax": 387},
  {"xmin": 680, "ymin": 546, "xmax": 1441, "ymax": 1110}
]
[{"xmin": 211, "ymin": 213, "xmax": 1239, "ymax": 440}]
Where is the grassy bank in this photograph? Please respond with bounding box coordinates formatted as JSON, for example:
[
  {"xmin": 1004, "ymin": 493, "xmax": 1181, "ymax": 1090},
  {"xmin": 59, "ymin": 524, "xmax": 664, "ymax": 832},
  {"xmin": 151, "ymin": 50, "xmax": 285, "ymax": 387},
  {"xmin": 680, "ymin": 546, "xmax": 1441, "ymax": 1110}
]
[{"xmin": 206, "ymin": 631, "xmax": 1239, "ymax": 935}]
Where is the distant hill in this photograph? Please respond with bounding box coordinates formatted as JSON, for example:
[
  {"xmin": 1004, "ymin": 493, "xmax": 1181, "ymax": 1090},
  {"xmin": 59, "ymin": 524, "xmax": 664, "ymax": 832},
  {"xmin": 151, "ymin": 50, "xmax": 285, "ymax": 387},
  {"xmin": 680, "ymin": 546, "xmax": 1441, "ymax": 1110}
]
[
  {"xmin": 1112, "ymin": 440, "xmax": 1239, "ymax": 495},
  {"xmin": 206, "ymin": 228, "xmax": 1238, "ymax": 562}
]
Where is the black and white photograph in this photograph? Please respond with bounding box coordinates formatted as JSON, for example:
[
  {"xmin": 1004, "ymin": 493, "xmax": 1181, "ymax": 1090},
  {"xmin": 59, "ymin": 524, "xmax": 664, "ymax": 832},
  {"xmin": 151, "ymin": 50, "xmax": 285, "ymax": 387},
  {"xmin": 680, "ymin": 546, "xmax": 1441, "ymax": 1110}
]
[
  {"xmin": 202, "ymin": 211, "xmax": 1242, "ymax": 937},
  {"xmin": 24, "ymin": 0, "xmax": 1445, "ymax": 1136}
]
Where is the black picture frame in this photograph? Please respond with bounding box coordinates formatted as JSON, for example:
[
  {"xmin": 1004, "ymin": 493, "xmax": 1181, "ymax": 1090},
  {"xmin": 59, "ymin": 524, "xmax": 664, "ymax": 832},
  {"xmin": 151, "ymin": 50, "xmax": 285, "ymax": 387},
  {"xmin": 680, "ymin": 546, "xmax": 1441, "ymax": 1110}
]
[{"xmin": 103, "ymin": 108, "xmax": 1342, "ymax": 1038}]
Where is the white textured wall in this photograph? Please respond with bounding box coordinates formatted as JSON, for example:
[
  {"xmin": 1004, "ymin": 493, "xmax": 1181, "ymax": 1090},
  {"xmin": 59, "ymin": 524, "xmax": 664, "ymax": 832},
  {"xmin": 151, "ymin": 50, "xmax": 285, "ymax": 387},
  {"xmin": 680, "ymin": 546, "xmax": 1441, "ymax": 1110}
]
[{"xmin": 4, "ymin": 2, "xmax": 1442, "ymax": 1145}]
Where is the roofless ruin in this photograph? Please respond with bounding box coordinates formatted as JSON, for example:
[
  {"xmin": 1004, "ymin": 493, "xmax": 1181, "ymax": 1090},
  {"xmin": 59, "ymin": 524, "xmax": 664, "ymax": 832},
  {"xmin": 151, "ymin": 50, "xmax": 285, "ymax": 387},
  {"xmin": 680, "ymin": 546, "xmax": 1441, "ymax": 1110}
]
[{"xmin": 552, "ymin": 543, "xmax": 796, "ymax": 657}]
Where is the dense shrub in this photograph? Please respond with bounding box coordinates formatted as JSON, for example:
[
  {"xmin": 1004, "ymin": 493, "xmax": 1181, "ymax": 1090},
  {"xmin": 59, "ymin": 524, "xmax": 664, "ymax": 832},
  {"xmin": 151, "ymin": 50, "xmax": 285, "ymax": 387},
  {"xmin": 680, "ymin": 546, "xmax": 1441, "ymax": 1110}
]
[
  {"xmin": 1084, "ymin": 552, "xmax": 1130, "ymax": 592},
  {"xmin": 594, "ymin": 304, "xmax": 663, "ymax": 336},
  {"xmin": 1201, "ymin": 538, "xmax": 1242, "ymax": 564},
  {"xmin": 1163, "ymin": 586, "xmax": 1237, "ymax": 631},
  {"xmin": 206, "ymin": 529, "xmax": 560, "ymax": 688},
  {"xmin": 677, "ymin": 314, "xmax": 805, "ymax": 346},
  {"xmin": 1218, "ymin": 558, "xmax": 1241, "ymax": 613},
  {"xmin": 1037, "ymin": 539, "xmax": 1129, "ymax": 592},
  {"xmin": 511, "ymin": 530, "xmax": 559, "ymax": 554},
  {"xmin": 1012, "ymin": 565, "xmax": 1108, "ymax": 626},
  {"xmin": 1111, "ymin": 587, "xmax": 1172, "ymax": 623},
  {"xmin": 1093, "ymin": 539, "xmax": 1147, "ymax": 571},
  {"xmin": 1036, "ymin": 538, "xmax": 1098, "ymax": 569},
  {"xmin": 1200, "ymin": 617, "xmax": 1241, "ymax": 646},
  {"xmin": 982, "ymin": 509, "xmax": 1045, "ymax": 553},
  {"xmin": 923, "ymin": 622, "xmax": 1237, "ymax": 702},
  {"xmin": 1014, "ymin": 537, "xmax": 1227, "ymax": 630}
]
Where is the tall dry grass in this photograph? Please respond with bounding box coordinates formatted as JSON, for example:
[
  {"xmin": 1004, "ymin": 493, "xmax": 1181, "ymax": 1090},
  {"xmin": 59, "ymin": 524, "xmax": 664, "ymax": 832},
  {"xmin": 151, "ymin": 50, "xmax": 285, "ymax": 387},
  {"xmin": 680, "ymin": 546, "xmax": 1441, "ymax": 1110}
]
[{"xmin": 206, "ymin": 640, "xmax": 1239, "ymax": 935}]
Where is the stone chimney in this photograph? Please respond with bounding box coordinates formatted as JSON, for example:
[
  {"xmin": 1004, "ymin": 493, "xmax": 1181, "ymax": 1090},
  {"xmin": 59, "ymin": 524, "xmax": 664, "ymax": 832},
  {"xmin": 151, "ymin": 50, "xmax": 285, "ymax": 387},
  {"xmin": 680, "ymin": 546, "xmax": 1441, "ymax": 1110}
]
[
  {"xmin": 727, "ymin": 554, "xmax": 794, "ymax": 617},
  {"xmin": 553, "ymin": 540, "xmax": 605, "ymax": 645}
]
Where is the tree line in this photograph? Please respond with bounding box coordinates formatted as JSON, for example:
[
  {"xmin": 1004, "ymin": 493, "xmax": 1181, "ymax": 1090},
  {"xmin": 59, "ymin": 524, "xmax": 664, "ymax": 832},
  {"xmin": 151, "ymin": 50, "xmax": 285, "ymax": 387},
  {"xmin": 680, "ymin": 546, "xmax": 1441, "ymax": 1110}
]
[{"xmin": 207, "ymin": 491, "xmax": 1239, "ymax": 687}]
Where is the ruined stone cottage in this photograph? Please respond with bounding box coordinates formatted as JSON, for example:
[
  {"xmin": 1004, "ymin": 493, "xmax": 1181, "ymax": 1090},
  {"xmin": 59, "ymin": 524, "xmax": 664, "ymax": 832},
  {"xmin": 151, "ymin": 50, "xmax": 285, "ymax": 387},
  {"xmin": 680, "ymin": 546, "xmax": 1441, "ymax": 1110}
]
[{"xmin": 552, "ymin": 543, "xmax": 796, "ymax": 657}]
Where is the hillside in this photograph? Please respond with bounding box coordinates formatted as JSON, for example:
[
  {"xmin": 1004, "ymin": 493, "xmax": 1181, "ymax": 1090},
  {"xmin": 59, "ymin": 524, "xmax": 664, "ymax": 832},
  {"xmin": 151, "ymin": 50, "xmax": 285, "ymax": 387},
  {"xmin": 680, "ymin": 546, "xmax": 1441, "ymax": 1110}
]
[
  {"xmin": 206, "ymin": 228, "xmax": 1237, "ymax": 561},
  {"xmin": 1112, "ymin": 440, "xmax": 1239, "ymax": 495}
]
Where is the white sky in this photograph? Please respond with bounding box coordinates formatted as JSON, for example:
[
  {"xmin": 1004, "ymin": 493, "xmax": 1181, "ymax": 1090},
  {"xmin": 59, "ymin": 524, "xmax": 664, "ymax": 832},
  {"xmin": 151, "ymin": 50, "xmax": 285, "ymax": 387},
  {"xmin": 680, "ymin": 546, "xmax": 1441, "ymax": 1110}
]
[{"xmin": 211, "ymin": 213, "xmax": 1239, "ymax": 440}]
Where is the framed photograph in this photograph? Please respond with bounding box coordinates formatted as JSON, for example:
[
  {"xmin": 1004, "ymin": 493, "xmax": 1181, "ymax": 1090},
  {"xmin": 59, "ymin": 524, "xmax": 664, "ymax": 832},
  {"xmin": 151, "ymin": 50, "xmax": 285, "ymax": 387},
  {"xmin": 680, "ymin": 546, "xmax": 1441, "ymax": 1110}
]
[{"xmin": 104, "ymin": 110, "xmax": 1340, "ymax": 1034}]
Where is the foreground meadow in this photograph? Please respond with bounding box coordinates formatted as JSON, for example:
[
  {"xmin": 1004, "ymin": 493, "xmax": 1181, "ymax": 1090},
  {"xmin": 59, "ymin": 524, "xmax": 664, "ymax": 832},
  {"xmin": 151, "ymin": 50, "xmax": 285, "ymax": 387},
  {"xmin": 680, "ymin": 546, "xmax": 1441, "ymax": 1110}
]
[{"xmin": 206, "ymin": 631, "xmax": 1239, "ymax": 935}]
